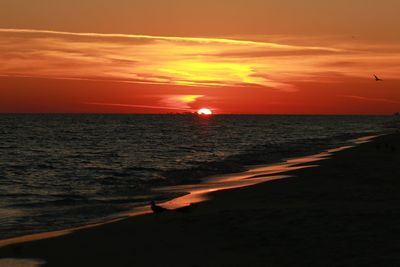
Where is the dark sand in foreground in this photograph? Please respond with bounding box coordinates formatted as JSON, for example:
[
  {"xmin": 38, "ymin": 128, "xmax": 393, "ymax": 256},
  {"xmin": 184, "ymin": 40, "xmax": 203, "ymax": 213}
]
[{"xmin": 1, "ymin": 133, "xmax": 400, "ymax": 267}]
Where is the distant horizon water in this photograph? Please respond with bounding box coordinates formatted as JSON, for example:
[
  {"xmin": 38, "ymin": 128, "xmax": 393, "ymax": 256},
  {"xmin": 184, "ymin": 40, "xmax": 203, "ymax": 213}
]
[
  {"xmin": 0, "ymin": 113, "xmax": 397, "ymax": 115},
  {"xmin": 0, "ymin": 114, "xmax": 398, "ymax": 240}
]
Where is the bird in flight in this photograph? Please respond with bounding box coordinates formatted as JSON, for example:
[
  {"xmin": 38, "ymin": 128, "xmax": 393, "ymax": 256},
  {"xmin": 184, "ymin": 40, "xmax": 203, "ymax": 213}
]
[{"xmin": 374, "ymin": 75, "xmax": 383, "ymax": 81}]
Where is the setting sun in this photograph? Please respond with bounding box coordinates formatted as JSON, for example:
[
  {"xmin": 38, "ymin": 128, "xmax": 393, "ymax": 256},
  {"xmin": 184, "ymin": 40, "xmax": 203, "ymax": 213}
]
[
  {"xmin": 1, "ymin": 1, "xmax": 400, "ymax": 267},
  {"xmin": 197, "ymin": 108, "xmax": 213, "ymax": 115}
]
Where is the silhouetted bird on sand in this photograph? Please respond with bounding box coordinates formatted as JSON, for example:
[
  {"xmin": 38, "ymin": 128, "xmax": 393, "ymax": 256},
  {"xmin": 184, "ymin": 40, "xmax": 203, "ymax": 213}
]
[
  {"xmin": 374, "ymin": 74, "xmax": 383, "ymax": 81},
  {"xmin": 150, "ymin": 200, "xmax": 169, "ymax": 213}
]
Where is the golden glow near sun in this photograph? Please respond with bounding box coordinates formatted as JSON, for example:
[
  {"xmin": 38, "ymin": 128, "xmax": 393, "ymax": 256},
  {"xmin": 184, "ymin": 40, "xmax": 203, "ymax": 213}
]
[
  {"xmin": 197, "ymin": 108, "xmax": 213, "ymax": 115},
  {"xmin": 0, "ymin": 28, "xmax": 335, "ymax": 91}
]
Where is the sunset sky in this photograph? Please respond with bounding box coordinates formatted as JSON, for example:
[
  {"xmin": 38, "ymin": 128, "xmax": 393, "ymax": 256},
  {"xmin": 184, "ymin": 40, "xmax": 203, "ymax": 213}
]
[{"xmin": 1, "ymin": 0, "xmax": 399, "ymax": 114}]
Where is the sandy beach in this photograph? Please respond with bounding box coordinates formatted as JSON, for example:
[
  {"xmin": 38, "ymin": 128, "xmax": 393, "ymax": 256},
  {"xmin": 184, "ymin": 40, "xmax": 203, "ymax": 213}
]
[{"xmin": 1, "ymin": 132, "xmax": 400, "ymax": 267}]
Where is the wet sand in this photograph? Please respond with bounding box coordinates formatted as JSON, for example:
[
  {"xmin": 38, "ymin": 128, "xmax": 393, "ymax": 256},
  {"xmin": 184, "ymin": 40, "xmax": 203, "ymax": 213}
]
[{"xmin": 1, "ymin": 133, "xmax": 400, "ymax": 267}]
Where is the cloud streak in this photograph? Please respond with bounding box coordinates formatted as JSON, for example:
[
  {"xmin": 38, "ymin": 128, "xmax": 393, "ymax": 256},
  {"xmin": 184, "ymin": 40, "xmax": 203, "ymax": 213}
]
[
  {"xmin": 341, "ymin": 95, "xmax": 400, "ymax": 105},
  {"xmin": 0, "ymin": 28, "xmax": 336, "ymax": 49},
  {"xmin": 85, "ymin": 102, "xmax": 192, "ymax": 111},
  {"xmin": 0, "ymin": 28, "xmax": 399, "ymax": 91}
]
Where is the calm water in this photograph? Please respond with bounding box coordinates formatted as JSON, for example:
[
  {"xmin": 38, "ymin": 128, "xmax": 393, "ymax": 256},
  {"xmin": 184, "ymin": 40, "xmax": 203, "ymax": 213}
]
[{"xmin": 0, "ymin": 114, "xmax": 396, "ymax": 239}]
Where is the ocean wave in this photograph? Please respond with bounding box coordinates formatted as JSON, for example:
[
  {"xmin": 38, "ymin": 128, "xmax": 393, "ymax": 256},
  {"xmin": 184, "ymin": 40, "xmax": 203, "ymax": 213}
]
[{"xmin": 0, "ymin": 114, "xmax": 396, "ymax": 240}]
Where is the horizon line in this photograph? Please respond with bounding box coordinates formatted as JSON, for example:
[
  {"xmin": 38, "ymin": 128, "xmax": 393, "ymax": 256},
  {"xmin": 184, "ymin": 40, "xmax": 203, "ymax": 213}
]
[{"xmin": 0, "ymin": 112, "xmax": 395, "ymax": 116}]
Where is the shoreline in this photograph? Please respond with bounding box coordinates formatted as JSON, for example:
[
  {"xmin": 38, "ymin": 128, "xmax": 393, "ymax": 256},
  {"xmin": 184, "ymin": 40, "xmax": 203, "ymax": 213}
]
[
  {"xmin": 0, "ymin": 133, "xmax": 400, "ymax": 266},
  {"xmin": 1, "ymin": 110, "xmax": 395, "ymax": 242},
  {"xmin": 0, "ymin": 134, "xmax": 378, "ymax": 248}
]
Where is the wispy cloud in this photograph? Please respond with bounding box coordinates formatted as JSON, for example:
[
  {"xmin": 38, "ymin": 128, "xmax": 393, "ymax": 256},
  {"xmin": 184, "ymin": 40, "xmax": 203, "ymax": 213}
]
[
  {"xmin": 342, "ymin": 95, "xmax": 400, "ymax": 105},
  {"xmin": 160, "ymin": 95, "xmax": 204, "ymax": 109},
  {"xmin": 85, "ymin": 94, "xmax": 204, "ymax": 112},
  {"xmin": 0, "ymin": 28, "xmax": 399, "ymax": 91},
  {"xmin": 85, "ymin": 102, "xmax": 192, "ymax": 111}
]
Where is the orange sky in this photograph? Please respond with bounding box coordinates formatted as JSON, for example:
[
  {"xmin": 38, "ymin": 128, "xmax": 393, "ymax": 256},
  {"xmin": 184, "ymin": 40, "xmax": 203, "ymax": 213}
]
[{"xmin": 0, "ymin": 0, "xmax": 399, "ymax": 114}]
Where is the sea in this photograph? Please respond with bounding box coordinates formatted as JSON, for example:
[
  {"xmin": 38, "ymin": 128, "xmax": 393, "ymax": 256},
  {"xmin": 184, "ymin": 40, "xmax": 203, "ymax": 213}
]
[{"xmin": 0, "ymin": 114, "xmax": 397, "ymax": 240}]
